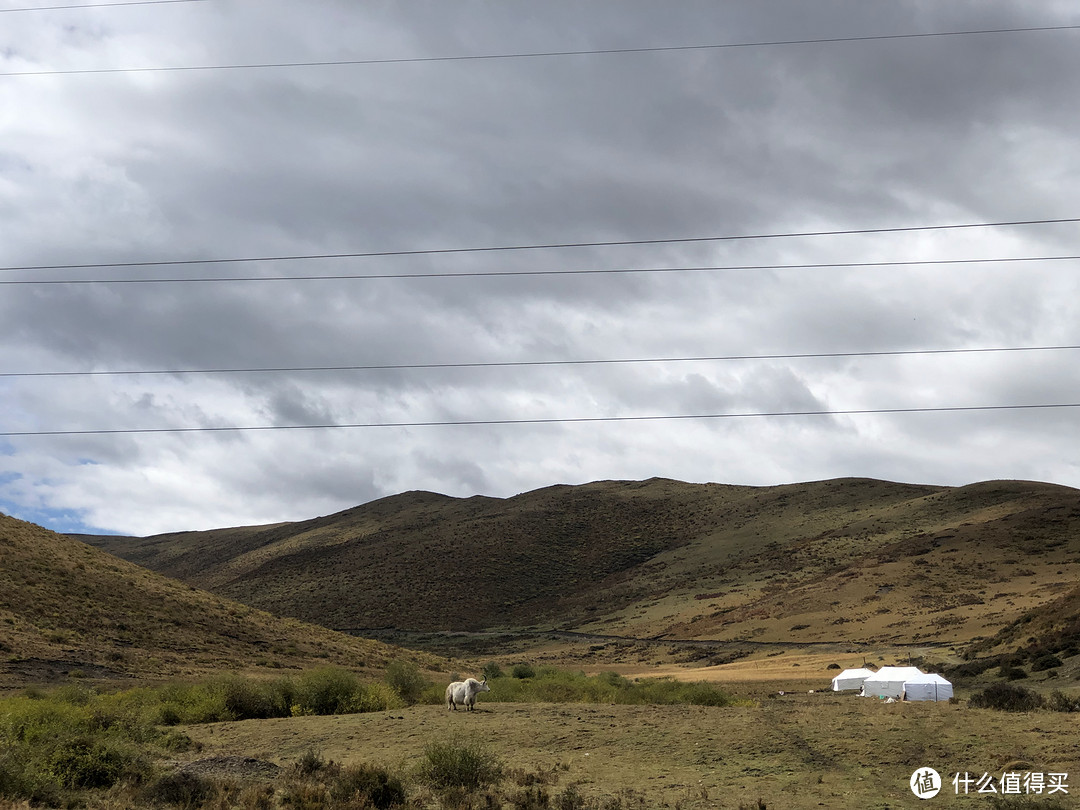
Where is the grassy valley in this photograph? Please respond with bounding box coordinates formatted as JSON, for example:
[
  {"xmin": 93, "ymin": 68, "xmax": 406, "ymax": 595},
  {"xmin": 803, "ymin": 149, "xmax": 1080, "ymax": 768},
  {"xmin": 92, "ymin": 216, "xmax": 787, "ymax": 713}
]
[{"xmin": 5, "ymin": 477, "xmax": 1080, "ymax": 809}]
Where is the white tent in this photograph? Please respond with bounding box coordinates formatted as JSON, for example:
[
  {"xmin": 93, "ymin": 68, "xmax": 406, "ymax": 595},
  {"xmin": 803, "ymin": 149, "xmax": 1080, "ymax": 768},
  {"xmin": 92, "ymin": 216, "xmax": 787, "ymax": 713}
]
[
  {"xmin": 861, "ymin": 666, "xmax": 924, "ymax": 698},
  {"xmin": 831, "ymin": 668, "xmax": 875, "ymax": 691},
  {"xmin": 902, "ymin": 672, "xmax": 953, "ymax": 702}
]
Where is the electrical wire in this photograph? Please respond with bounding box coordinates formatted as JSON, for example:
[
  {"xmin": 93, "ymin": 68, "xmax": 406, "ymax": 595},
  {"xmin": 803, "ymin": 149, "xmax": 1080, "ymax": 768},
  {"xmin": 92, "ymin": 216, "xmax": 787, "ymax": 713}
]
[
  {"xmin": 2, "ymin": 22, "xmax": 1079, "ymax": 77},
  {"xmin": 0, "ymin": 0, "xmax": 204, "ymax": 11},
  {"xmin": 2, "ymin": 253, "xmax": 1078, "ymax": 286},
  {"xmin": 4, "ymin": 402, "xmax": 1079, "ymax": 437},
  {"xmin": 3, "ymin": 217, "xmax": 1079, "ymax": 278},
  {"xmin": 3, "ymin": 344, "xmax": 1079, "ymax": 380}
]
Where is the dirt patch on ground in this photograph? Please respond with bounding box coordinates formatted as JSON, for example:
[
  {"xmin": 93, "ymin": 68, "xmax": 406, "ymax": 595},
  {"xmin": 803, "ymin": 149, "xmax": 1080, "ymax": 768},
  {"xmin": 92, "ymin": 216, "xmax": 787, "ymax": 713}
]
[{"xmin": 0, "ymin": 658, "xmax": 133, "ymax": 694}]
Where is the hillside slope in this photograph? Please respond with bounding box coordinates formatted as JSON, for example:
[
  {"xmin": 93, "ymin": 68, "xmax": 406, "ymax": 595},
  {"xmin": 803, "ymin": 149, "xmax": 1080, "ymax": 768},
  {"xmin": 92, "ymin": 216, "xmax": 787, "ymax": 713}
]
[
  {"xmin": 83, "ymin": 477, "xmax": 1080, "ymax": 648},
  {"xmin": 0, "ymin": 512, "xmax": 437, "ymax": 690}
]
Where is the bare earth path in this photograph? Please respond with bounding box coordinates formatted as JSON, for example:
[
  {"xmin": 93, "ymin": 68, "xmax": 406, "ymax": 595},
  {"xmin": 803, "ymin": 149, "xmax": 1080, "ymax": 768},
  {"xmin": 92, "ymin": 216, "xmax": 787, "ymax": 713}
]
[{"xmin": 180, "ymin": 694, "xmax": 1080, "ymax": 809}]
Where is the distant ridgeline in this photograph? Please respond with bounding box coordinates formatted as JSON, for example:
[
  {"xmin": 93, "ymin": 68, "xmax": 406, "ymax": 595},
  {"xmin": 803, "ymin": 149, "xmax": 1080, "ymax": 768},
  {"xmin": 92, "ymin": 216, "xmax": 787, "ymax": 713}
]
[{"xmin": 78, "ymin": 478, "xmax": 1080, "ymax": 653}]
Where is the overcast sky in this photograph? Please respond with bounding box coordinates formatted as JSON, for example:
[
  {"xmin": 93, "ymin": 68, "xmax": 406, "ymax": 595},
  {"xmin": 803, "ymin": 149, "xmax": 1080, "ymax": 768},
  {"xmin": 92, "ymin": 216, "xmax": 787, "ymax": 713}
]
[{"xmin": 2, "ymin": 0, "xmax": 1080, "ymax": 536}]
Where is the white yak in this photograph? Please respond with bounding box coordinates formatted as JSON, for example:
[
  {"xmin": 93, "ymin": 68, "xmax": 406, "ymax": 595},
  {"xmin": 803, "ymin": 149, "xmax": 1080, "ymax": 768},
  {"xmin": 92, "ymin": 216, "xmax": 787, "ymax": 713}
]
[{"xmin": 446, "ymin": 677, "xmax": 490, "ymax": 711}]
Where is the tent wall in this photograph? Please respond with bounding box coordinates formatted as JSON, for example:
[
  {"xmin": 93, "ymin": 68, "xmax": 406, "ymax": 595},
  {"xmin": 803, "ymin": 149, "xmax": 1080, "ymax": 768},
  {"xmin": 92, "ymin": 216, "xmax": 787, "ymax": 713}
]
[
  {"xmin": 831, "ymin": 668, "xmax": 875, "ymax": 691},
  {"xmin": 861, "ymin": 667, "xmax": 923, "ymax": 699},
  {"xmin": 903, "ymin": 676, "xmax": 954, "ymax": 702}
]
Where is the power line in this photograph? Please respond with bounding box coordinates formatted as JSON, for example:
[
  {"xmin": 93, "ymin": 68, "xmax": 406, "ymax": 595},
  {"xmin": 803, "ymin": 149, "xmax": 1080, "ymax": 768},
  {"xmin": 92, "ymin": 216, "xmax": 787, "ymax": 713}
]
[
  {"xmin": 0, "ymin": 0, "xmax": 205, "ymax": 11},
  {"xmin": 3, "ymin": 216, "xmax": 1079, "ymax": 277},
  {"xmin": 4, "ymin": 344, "xmax": 1079, "ymax": 380},
  {"xmin": 4, "ymin": 402, "xmax": 1079, "ymax": 437},
  {"xmin": 2, "ymin": 253, "xmax": 1078, "ymax": 286},
  {"xmin": 2, "ymin": 22, "xmax": 1079, "ymax": 77}
]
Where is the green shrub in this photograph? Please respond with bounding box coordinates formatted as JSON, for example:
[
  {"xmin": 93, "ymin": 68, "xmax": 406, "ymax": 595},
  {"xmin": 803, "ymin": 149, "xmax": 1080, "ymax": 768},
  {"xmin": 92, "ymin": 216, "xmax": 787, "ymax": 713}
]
[
  {"xmin": 385, "ymin": 659, "xmax": 429, "ymax": 705},
  {"xmin": 46, "ymin": 735, "xmax": 149, "ymax": 789},
  {"xmin": 554, "ymin": 783, "xmax": 587, "ymax": 810},
  {"xmin": 512, "ymin": 663, "xmax": 536, "ymax": 679},
  {"xmin": 483, "ymin": 661, "xmax": 505, "ymax": 680},
  {"xmin": 1031, "ymin": 653, "xmax": 1065, "ymax": 672},
  {"xmin": 296, "ymin": 667, "xmax": 362, "ymax": 715},
  {"xmin": 999, "ymin": 665, "xmax": 1028, "ymax": 681},
  {"xmin": 353, "ymin": 682, "xmax": 403, "ymax": 713},
  {"xmin": 969, "ymin": 683, "xmax": 1045, "ymax": 712},
  {"xmin": 154, "ymin": 681, "xmax": 230, "ymax": 724},
  {"xmin": 143, "ymin": 770, "xmax": 216, "ymax": 807},
  {"xmin": 511, "ymin": 784, "xmax": 552, "ymax": 810},
  {"xmin": 0, "ymin": 747, "xmax": 60, "ymax": 805},
  {"xmin": 53, "ymin": 684, "xmax": 94, "ymax": 706},
  {"xmin": 294, "ymin": 747, "xmax": 328, "ymax": 777},
  {"xmin": 419, "ymin": 737, "xmax": 504, "ymax": 791},
  {"xmin": 216, "ymin": 674, "xmax": 280, "ymax": 720},
  {"xmin": 1047, "ymin": 690, "xmax": 1080, "ymax": 712},
  {"xmin": 329, "ymin": 763, "xmax": 406, "ymax": 809},
  {"xmin": 482, "ymin": 668, "xmax": 736, "ymax": 707}
]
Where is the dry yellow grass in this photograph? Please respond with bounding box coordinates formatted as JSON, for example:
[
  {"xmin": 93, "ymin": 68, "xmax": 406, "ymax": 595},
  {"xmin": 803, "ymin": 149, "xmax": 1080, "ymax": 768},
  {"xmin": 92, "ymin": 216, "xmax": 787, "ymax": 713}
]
[
  {"xmin": 178, "ymin": 694, "xmax": 1080, "ymax": 809},
  {"xmin": 0, "ymin": 512, "xmax": 443, "ymax": 691}
]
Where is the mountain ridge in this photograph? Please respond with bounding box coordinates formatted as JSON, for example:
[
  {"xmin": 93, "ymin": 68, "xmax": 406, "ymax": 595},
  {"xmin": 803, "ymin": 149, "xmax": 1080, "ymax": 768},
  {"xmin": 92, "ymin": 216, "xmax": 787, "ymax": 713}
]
[{"xmin": 80, "ymin": 477, "xmax": 1080, "ymax": 651}]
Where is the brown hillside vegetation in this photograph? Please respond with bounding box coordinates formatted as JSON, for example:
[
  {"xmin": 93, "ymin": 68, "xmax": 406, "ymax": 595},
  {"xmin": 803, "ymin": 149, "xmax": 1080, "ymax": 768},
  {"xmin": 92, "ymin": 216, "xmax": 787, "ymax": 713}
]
[
  {"xmin": 972, "ymin": 581, "xmax": 1080, "ymax": 661},
  {"xmin": 83, "ymin": 478, "xmax": 1080, "ymax": 651},
  {"xmin": 0, "ymin": 512, "xmax": 439, "ymax": 691}
]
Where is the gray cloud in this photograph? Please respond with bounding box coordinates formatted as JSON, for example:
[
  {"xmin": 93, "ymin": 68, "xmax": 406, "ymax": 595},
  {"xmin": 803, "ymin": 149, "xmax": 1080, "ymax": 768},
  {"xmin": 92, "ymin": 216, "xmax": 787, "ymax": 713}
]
[{"xmin": 2, "ymin": 1, "xmax": 1079, "ymax": 534}]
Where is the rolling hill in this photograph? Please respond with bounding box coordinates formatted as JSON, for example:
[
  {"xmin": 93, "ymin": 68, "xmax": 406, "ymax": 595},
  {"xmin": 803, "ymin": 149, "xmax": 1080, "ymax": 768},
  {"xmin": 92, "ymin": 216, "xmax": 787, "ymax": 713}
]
[
  {"xmin": 81, "ymin": 477, "xmax": 1080, "ymax": 651},
  {"xmin": 0, "ymin": 511, "xmax": 439, "ymax": 691}
]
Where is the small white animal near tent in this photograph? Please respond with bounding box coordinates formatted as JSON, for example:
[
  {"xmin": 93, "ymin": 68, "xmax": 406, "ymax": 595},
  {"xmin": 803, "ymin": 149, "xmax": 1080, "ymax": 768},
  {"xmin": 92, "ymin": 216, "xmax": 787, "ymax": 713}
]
[
  {"xmin": 831, "ymin": 668, "xmax": 875, "ymax": 691},
  {"xmin": 902, "ymin": 672, "xmax": 953, "ymax": 702},
  {"xmin": 860, "ymin": 666, "xmax": 924, "ymax": 699}
]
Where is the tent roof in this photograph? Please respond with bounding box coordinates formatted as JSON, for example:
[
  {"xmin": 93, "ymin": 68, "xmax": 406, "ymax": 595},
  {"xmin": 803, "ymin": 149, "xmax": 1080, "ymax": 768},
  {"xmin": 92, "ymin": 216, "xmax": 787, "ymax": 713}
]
[
  {"xmin": 903, "ymin": 672, "xmax": 952, "ymax": 685},
  {"xmin": 835, "ymin": 668, "xmax": 875, "ymax": 678},
  {"xmin": 863, "ymin": 666, "xmax": 923, "ymax": 682}
]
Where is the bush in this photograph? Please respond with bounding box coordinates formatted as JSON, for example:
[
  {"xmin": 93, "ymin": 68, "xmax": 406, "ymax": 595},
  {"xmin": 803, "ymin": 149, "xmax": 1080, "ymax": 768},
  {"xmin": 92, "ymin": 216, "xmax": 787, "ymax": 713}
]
[
  {"xmin": 555, "ymin": 783, "xmax": 587, "ymax": 810},
  {"xmin": 418, "ymin": 738, "xmax": 504, "ymax": 791},
  {"xmin": 510, "ymin": 784, "xmax": 552, "ymax": 810},
  {"xmin": 295, "ymin": 667, "xmax": 362, "ymax": 715},
  {"xmin": 481, "ymin": 668, "xmax": 737, "ymax": 707},
  {"xmin": 217, "ymin": 674, "xmax": 281, "ymax": 720},
  {"xmin": 483, "ymin": 661, "xmax": 505, "ymax": 680},
  {"xmin": 969, "ymin": 683, "xmax": 1046, "ymax": 712},
  {"xmin": 143, "ymin": 770, "xmax": 216, "ymax": 807},
  {"xmin": 999, "ymin": 665, "xmax": 1028, "ymax": 681},
  {"xmin": 0, "ymin": 747, "xmax": 60, "ymax": 805},
  {"xmin": 385, "ymin": 660, "xmax": 429, "ymax": 706},
  {"xmin": 330, "ymin": 763, "xmax": 406, "ymax": 809},
  {"xmin": 1031, "ymin": 654, "xmax": 1064, "ymax": 672},
  {"xmin": 46, "ymin": 736, "xmax": 149, "ymax": 789},
  {"xmin": 294, "ymin": 747, "xmax": 328, "ymax": 777},
  {"xmin": 1047, "ymin": 690, "xmax": 1080, "ymax": 712},
  {"xmin": 512, "ymin": 664, "xmax": 536, "ymax": 679}
]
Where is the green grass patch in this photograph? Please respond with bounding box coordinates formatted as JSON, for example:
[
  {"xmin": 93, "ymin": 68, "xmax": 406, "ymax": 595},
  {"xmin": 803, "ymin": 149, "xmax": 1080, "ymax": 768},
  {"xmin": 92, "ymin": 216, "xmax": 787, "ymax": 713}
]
[
  {"xmin": 0, "ymin": 687, "xmax": 163, "ymax": 803},
  {"xmin": 481, "ymin": 667, "xmax": 744, "ymax": 707},
  {"xmin": 0, "ymin": 667, "xmax": 410, "ymax": 805}
]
